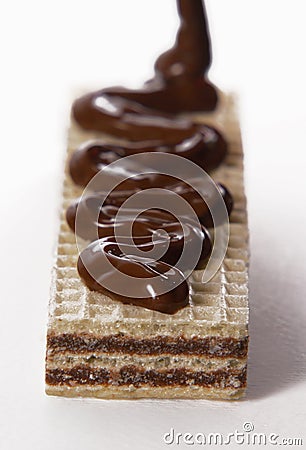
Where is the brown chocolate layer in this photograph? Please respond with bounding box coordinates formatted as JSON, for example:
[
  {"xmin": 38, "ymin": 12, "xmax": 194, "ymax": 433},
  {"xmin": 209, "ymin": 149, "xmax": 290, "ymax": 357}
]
[
  {"xmin": 47, "ymin": 333, "xmax": 248, "ymax": 358},
  {"xmin": 46, "ymin": 365, "xmax": 247, "ymax": 388}
]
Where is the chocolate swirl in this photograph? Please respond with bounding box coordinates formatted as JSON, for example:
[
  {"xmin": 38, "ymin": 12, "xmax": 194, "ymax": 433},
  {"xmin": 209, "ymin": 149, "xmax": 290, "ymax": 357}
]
[
  {"xmin": 67, "ymin": 202, "xmax": 212, "ymax": 268},
  {"xmin": 77, "ymin": 239, "xmax": 189, "ymax": 315},
  {"xmin": 69, "ymin": 127, "xmax": 227, "ymax": 187},
  {"xmin": 66, "ymin": 175, "xmax": 232, "ymax": 234},
  {"xmin": 66, "ymin": 0, "xmax": 232, "ymax": 314}
]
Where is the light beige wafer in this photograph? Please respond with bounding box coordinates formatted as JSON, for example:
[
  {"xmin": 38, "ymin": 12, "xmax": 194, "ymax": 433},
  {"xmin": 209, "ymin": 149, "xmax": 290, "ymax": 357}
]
[{"xmin": 45, "ymin": 93, "xmax": 249, "ymax": 400}]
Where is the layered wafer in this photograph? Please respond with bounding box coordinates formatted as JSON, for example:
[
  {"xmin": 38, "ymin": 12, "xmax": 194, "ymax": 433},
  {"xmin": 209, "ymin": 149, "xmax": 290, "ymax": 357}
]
[{"xmin": 46, "ymin": 93, "xmax": 249, "ymax": 400}]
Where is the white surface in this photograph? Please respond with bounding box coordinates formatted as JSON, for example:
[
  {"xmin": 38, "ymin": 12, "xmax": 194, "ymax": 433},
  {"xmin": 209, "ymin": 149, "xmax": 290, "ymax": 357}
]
[{"xmin": 1, "ymin": 0, "xmax": 306, "ymax": 449}]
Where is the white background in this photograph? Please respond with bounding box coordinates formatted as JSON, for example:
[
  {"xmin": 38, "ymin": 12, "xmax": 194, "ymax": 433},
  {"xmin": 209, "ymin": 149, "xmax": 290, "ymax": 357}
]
[{"xmin": 1, "ymin": 0, "xmax": 306, "ymax": 449}]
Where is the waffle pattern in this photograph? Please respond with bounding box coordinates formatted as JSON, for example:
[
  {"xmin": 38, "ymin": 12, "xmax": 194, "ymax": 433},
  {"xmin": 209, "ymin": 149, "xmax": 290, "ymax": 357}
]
[{"xmin": 48, "ymin": 94, "xmax": 249, "ymax": 340}]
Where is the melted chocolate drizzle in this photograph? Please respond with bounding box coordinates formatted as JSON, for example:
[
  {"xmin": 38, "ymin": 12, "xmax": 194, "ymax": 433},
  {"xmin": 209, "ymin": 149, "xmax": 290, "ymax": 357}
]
[
  {"xmin": 67, "ymin": 202, "xmax": 212, "ymax": 268},
  {"xmin": 66, "ymin": 0, "xmax": 232, "ymax": 314},
  {"xmin": 72, "ymin": 0, "xmax": 218, "ymax": 138},
  {"xmin": 66, "ymin": 179, "xmax": 232, "ymax": 237},
  {"xmin": 69, "ymin": 126, "xmax": 227, "ymax": 187},
  {"xmin": 77, "ymin": 239, "xmax": 190, "ymax": 315}
]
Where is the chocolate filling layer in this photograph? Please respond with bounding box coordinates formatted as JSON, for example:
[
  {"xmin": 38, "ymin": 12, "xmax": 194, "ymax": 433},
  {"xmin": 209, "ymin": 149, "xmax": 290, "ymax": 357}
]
[
  {"xmin": 47, "ymin": 334, "xmax": 248, "ymax": 358},
  {"xmin": 46, "ymin": 365, "xmax": 247, "ymax": 388}
]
